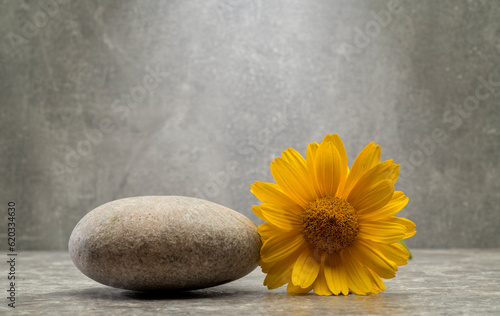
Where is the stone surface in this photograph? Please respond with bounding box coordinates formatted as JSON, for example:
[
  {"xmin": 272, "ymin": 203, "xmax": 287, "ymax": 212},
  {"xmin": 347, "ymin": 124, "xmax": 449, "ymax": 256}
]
[
  {"xmin": 1, "ymin": 249, "xmax": 499, "ymax": 315},
  {"xmin": 1, "ymin": 1, "xmax": 500, "ymax": 250},
  {"xmin": 68, "ymin": 196, "xmax": 261, "ymax": 291}
]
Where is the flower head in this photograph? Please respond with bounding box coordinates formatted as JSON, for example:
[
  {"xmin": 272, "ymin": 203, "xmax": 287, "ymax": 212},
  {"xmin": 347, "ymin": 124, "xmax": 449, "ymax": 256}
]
[{"xmin": 251, "ymin": 134, "xmax": 416, "ymax": 295}]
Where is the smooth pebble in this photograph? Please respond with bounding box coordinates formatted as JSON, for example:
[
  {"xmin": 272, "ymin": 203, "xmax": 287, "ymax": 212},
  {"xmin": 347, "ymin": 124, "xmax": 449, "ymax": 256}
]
[{"xmin": 69, "ymin": 196, "xmax": 261, "ymax": 291}]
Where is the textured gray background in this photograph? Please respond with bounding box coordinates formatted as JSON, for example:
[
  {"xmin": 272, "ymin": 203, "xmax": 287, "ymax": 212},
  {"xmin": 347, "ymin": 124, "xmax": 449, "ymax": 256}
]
[{"xmin": 1, "ymin": 0, "xmax": 499, "ymax": 250}]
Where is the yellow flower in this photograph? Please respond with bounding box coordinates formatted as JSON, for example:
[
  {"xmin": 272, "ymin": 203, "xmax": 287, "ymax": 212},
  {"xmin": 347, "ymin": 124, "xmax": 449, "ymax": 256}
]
[{"xmin": 251, "ymin": 134, "xmax": 416, "ymax": 295}]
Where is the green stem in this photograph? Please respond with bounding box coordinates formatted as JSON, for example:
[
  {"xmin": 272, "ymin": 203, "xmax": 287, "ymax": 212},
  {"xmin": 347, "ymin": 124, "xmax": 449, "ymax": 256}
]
[{"xmin": 397, "ymin": 240, "xmax": 412, "ymax": 259}]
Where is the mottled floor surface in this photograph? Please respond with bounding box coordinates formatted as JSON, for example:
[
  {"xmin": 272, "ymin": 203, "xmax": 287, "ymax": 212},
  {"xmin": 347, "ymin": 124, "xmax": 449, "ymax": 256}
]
[{"xmin": 2, "ymin": 250, "xmax": 499, "ymax": 315}]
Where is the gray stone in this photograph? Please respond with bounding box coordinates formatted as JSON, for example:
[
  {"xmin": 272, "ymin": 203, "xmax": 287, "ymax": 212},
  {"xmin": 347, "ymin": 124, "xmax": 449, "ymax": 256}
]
[{"xmin": 68, "ymin": 196, "xmax": 261, "ymax": 291}]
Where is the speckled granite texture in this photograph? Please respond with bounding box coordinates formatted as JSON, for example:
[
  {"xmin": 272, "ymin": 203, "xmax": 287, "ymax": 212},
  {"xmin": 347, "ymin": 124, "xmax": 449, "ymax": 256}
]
[
  {"xmin": 1, "ymin": 0, "xmax": 499, "ymax": 250},
  {"xmin": 69, "ymin": 196, "xmax": 261, "ymax": 291},
  {"xmin": 1, "ymin": 250, "xmax": 499, "ymax": 315}
]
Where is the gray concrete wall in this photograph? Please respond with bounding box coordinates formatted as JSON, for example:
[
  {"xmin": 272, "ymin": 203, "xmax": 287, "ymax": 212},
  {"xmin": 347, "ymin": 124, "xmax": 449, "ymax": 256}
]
[{"xmin": 1, "ymin": 0, "xmax": 499, "ymax": 250}]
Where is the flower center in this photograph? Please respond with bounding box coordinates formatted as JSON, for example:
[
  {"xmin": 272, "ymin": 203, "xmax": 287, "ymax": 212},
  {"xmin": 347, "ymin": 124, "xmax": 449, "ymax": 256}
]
[{"xmin": 301, "ymin": 197, "xmax": 359, "ymax": 254}]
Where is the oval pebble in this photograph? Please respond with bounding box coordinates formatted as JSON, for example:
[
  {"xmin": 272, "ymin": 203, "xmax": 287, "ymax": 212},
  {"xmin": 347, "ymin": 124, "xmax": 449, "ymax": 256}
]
[{"xmin": 69, "ymin": 196, "xmax": 261, "ymax": 291}]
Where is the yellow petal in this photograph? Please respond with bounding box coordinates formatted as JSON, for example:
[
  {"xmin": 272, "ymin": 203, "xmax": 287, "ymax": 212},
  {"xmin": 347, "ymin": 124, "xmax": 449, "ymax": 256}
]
[
  {"xmin": 271, "ymin": 158, "xmax": 314, "ymax": 208},
  {"xmin": 257, "ymin": 222, "xmax": 280, "ymax": 242},
  {"xmin": 251, "ymin": 181, "xmax": 304, "ymax": 213},
  {"xmin": 313, "ymin": 265, "xmax": 333, "ymax": 296},
  {"xmin": 261, "ymin": 230, "xmax": 305, "ymax": 263},
  {"xmin": 342, "ymin": 142, "xmax": 380, "ymax": 198},
  {"xmin": 324, "ymin": 253, "xmax": 349, "ymax": 295},
  {"xmin": 261, "ymin": 241, "xmax": 304, "ymax": 272},
  {"xmin": 287, "ymin": 282, "xmax": 314, "ymax": 294},
  {"xmin": 262, "ymin": 249, "xmax": 301, "ymax": 289},
  {"xmin": 252, "ymin": 205, "xmax": 266, "ymax": 221},
  {"xmin": 357, "ymin": 219, "xmax": 407, "ymax": 243},
  {"xmin": 347, "ymin": 160, "xmax": 399, "ymax": 201},
  {"xmin": 259, "ymin": 203, "xmax": 302, "ymax": 231},
  {"xmin": 315, "ymin": 141, "xmax": 342, "ymax": 198},
  {"xmin": 349, "ymin": 180, "xmax": 394, "ymax": 216},
  {"xmin": 306, "ymin": 142, "xmax": 321, "ymax": 197},
  {"xmin": 367, "ymin": 267, "xmax": 385, "ymax": 293},
  {"xmin": 360, "ymin": 191, "xmax": 409, "ymax": 222},
  {"xmin": 364, "ymin": 240, "xmax": 409, "ymax": 266},
  {"xmin": 386, "ymin": 217, "xmax": 417, "ymax": 239},
  {"xmin": 321, "ymin": 134, "xmax": 348, "ymax": 196},
  {"xmin": 281, "ymin": 148, "xmax": 317, "ymax": 199},
  {"xmin": 292, "ymin": 248, "xmax": 320, "ymax": 288},
  {"xmin": 350, "ymin": 239, "xmax": 398, "ymax": 279},
  {"xmin": 264, "ymin": 272, "xmax": 291, "ymax": 290},
  {"xmin": 342, "ymin": 250, "xmax": 373, "ymax": 295}
]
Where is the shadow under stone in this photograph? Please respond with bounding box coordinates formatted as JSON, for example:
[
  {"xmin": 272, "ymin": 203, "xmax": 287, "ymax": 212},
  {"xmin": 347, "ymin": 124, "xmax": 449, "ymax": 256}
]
[
  {"xmin": 122, "ymin": 288, "xmax": 240, "ymax": 300},
  {"xmin": 51, "ymin": 286, "xmax": 241, "ymax": 301}
]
